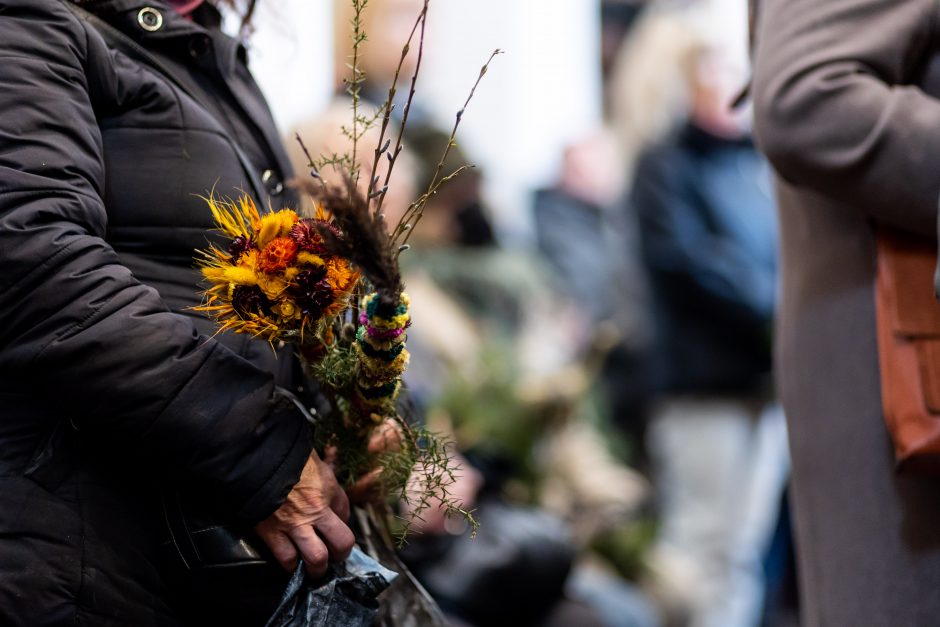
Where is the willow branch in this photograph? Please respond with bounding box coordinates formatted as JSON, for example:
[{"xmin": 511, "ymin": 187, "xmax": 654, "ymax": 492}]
[
  {"xmin": 365, "ymin": 0, "xmax": 430, "ymax": 213},
  {"xmin": 392, "ymin": 48, "xmax": 503, "ymax": 254},
  {"xmin": 371, "ymin": 0, "xmax": 430, "ymax": 221}
]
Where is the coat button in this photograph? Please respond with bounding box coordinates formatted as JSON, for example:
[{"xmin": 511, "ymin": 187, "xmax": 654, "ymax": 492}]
[
  {"xmin": 262, "ymin": 169, "xmax": 284, "ymax": 196},
  {"xmin": 137, "ymin": 7, "xmax": 164, "ymax": 32},
  {"xmin": 189, "ymin": 35, "xmax": 211, "ymax": 58}
]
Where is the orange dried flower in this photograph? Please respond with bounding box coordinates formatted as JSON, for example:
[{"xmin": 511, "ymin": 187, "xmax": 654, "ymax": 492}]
[
  {"xmin": 326, "ymin": 257, "xmax": 358, "ymax": 293},
  {"xmin": 258, "ymin": 237, "xmax": 299, "ymax": 274}
]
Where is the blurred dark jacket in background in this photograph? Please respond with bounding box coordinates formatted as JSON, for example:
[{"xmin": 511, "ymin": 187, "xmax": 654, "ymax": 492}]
[{"xmin": 632, "ymin": 123, "xmax": 777, "ymax": 395}]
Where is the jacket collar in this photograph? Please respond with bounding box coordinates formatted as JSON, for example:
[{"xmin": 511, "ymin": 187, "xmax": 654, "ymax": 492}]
[
  {"xmin": 74, "ymin": 0, "xmax": 295, "ymax": 204},
  {"xmin": 681, "ymin": 122, "xmax": 754, "ymax": 153},
  {"xmin": 74, "ymin": 0, "xmax": 245, "ymax": 75}
]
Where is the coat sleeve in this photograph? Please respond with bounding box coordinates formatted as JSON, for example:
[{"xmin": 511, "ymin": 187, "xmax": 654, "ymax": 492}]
[
  {"xmin": 0, "ymin": 0, "xmax": 311, "ymax": 525},
  {"xmin": 752, "ymin": 0, "xmax": 940, "ymax": 237}
]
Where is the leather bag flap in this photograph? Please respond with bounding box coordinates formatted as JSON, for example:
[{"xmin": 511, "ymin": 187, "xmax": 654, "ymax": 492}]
[{"xmin": 878, "ymin": 230, "xmax": 940, "ymax": 337}]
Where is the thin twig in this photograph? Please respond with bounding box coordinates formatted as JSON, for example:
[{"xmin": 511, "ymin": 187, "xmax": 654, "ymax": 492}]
[
  {"xmin": 371, "ymin": 0, "xmax": 430, "ymax": 221},
  {"xmin": 295, "ymin": 132, "xmax": 331, "ymax": 196},
  {"xmin": 365, "ymin": 1, "xmax": 430, "ymax": 213},
  {"xmin": 392, "ymin": 49, "xmax": 503, "ymax": 255},
  {"xmin": 347, "ymin": 0, "xmax": 369, "ymax": 186}
]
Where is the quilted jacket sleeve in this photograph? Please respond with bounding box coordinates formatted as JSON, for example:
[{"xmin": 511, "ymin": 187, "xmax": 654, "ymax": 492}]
[
  {"xmin": 0, "ymin": 0, "xmax": 311, "ymax": 525},
  {"xmin": 752, "ymin": 0, "xmax": 940, "ymax": 237}
]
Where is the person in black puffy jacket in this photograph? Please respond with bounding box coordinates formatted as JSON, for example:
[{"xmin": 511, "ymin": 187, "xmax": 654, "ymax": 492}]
[{"xmin": 0, "ymin": 1, "xmax": 355, "ymax": 624}]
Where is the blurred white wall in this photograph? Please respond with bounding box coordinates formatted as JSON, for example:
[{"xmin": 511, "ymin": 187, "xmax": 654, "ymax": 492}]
[
  {"xmin": 422, "ymin": 0, "xmax": 602, "ymax": 243},
  {"xmin": 246, "ymin": 0, "xmax": 334, "ymax": 133},
  {"xmin": 248, "ymin": 0, "xmax": 602, "ymax": 243}
]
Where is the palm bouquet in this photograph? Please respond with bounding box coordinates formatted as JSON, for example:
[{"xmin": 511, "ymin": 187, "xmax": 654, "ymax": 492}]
[{"xmin": 196, "ymin": 0, "xmax": 500, "ymax": 543}]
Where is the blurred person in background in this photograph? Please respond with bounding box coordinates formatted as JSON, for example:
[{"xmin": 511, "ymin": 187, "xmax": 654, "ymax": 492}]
[
  {"xmin": 610, "ymin": 5, "xmax": 790, "ymax": 626},
  {"xmin": 753, "ymin": 0, "xmax": 940, "ymax": 625},
  {"xmin": 393, "ymin": 164, "xmax": 654, "ymax": 627},
  {"xmin": 533, "ymin": 0, "xmax": 657, "ymax": 466}
]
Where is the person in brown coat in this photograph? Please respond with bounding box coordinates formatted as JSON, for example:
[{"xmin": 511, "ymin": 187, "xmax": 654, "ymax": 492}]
[{"xmin": 752, "ymin": 0, "xmax": 940, "ymax": 625}]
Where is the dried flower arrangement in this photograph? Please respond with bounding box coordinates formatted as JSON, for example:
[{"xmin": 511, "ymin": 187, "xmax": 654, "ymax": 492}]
[{"xmin": 196, "ymin": 0, "xmax": 501, "ymax": 541}]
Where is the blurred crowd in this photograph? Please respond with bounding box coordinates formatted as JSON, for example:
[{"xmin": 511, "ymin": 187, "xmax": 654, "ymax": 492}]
[{"xmin": 288, "ymin": 1, "xmax": 795, "ymax": 626}]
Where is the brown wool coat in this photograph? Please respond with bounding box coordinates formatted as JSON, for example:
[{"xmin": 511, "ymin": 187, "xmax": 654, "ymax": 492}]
[{"xmin": 753, "ymin": 0, "xmax": 940, "ymax": 625}]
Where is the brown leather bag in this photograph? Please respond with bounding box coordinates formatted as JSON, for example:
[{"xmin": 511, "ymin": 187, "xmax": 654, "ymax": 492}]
[{"xmin": 874, "ymin": 228, "xmax": 940, "ymax": 474}]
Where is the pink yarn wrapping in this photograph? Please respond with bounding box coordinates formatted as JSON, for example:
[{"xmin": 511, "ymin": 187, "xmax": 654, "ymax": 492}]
[{"xmin": 359, "ymin": 312, "xmax": 407, "ymax": 340}]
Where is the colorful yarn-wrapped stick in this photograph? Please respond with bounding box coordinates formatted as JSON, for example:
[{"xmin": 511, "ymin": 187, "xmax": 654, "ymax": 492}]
[{"xmin": 352, "ymin": 292, "xmax": 411, "ymax": 427}]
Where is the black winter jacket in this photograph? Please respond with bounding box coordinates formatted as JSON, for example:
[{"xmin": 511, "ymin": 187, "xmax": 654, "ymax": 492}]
[
  {"xmin": 631, "ymin": 124, "xmax": 778, "ymax": 394},
  {"xmin": 0, "ymin": 0, "xmax": 313, "ymax": 624}
]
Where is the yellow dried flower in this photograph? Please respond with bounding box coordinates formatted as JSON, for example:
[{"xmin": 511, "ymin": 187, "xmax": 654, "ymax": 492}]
[
  {"xmin": 276, "ymin": 299, "xmax": 301, "ymax": 321},
  {"xmin": 257, "ymin": 273, "xmax": 289, "ymax": 299},
  {"xmin": 203, "ymin": 265, "xmax": 257, "ymax": 286},
  {"xmin": 257, "ymin": 210, "xmax": 298, "ymax": 248},
  {"xmin": 297, "ymin": 251, "xmax": 325, "ymax": 267},
  {"xmin": 205, "ymin": 195, "xmax": 261, "ymax": 240},
  {"xmin": 326, "ymin": 257, "xmax": 358, "ymax": 293},
  {"xmin": 238, "ymin": 248, "xmax": 259, "ymax": 271}
]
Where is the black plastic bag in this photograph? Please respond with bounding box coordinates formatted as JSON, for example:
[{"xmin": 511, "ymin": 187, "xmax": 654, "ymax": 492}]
[
  {"xmin": 266, "ymin": 506, "xmax": 450, "ymax": 627},
  {"xmin": 265, "ymin": 548, "xmax": 397, "ymax": 627},
  {"xmin": 354, "ymin": 507, "xmax": 451, "ymax": 627}
]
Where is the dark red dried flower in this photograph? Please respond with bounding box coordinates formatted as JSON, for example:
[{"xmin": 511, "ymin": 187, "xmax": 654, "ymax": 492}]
[
  {"xmin": 228, "ymin": 235, "xmax": 254, "ymax": 263},
  {"xmin": 291, "ymin": 268, "xmax": 334, "ymax": 319},
  {"xmin": 289, "ymin": 219, "xmax": 341, "ymax": 254},
  {"xmin": 294, "ymin": 265, "xmax": 327, "ymax": 286},
  {"xmin": 232, "ymin": 285, "xmax": 270, "ymax": 319}
]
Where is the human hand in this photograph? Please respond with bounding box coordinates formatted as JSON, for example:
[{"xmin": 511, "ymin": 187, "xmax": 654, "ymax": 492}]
[
  {"xmin": 346, "ymin": 419, "xmax": 404, "ymax": 504},
  {"xmin": 254, "ymin": 450, "xmax": 356, "ymax": 578}
]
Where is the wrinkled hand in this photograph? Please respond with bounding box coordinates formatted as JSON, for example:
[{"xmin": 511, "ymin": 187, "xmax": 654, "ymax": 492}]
[
  {"xmin": 255, "ymin": 450, "xmax": 355, "ymax": 578},
  {"xmin": 346, "ymin": 419, "xmax": 404, "ymax": 504}
]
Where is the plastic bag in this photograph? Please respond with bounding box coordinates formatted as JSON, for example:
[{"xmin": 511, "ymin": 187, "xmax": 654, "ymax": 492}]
[
  {"xmin": 354, "ymin": 507, "xmax": 451, "ymax": 627},
  {"xmin": 266, "ymin": 506, "xmax": 450, "ymax": 627},
  {"xmin": 265, "ymin": 548, "xmax": 397, "ymax": 627}
]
